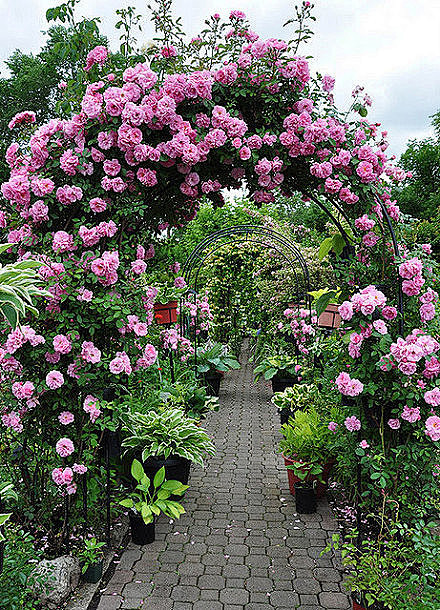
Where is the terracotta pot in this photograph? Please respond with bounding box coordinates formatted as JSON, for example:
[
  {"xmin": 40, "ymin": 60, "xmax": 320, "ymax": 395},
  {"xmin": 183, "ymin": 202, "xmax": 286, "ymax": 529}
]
[
  {"xmin": 154, "ymin": 301, "xmax": 178, "ymax": 325},
  {"xmin": 282, "ymin": 454, "xmax": 334, "ymax": 498},
  {"xmin": 352, "ymin": 600, "xmax": 366, "ymax": 610}
]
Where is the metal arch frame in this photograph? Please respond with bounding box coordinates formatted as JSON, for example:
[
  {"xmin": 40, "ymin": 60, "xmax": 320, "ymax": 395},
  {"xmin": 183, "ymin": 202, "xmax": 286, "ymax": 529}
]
[
  {"xmin": 192, "ymin": 236, "xmax": 306, "ymax": 308},
  {"xmin": 184, "ymin": 224, "xmax": 311, "ymax": 290},
  {"xmin": 182, "ymin": 224, "xmax": 314, "ymax": 359}
]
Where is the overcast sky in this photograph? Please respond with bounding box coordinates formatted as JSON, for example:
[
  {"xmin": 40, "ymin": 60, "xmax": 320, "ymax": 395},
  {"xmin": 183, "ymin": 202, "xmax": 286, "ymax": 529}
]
[{"xmin": 0, "ymin": 0, "xmax": 439, "ymax": 157}]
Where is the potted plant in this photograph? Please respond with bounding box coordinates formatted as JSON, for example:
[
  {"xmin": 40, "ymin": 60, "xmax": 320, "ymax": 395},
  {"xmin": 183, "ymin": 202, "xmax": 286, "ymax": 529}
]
[
  {"xmin": 121, "ymin": 408, "xmax": 215, "ymax": 485},
  {"xmin": 278, "ymin": 407, "xmax": 338, "ymax": 497},
  {"xmin": 145, "ymin": 263, "xmax": 187, "ymax": 325},
  {"xmin": 78, "ymin": 537, "xmax": 106, "ymax": 583},
  {"xmin": 253, "ymin": 354, "xmax": 300, "ymax": 393},
  {"xmin": 271, "ymin": 383, "xmax": 317, "ymax": 425},
  {"xmin": 161, "ymin": 380, "xmax": 219, "ymax": 420},
  {"xmin": 294, "ymin": 480, "xmax": 317, "ymax": 514},
  {"xmin": 195, "ymin": 342, "xmax": 240, "ymax": 396},
  {"xmin": 120, "ymin": 460, "xmax": 188, "ymax": 545}
]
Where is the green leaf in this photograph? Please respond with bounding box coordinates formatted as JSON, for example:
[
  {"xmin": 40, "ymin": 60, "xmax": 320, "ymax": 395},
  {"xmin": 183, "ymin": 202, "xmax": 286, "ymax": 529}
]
[
  {"xmin": 264, "ymin": 367, "xmax": 278, "ymax": 380},
  {"xmin": 318, "ymin": 237, "xmax": 333, "ymax": 261},
  {"xmin": 0, "ymin": 513, "xmax": 12, "ymax": 526},
  {"xmin": 153, "ymin": 466, "xmax": 165, "ymax": 488},
  {"xmin": 314, "ymin": 291, "xmax": 337, "ymax": 318},
  {"xmin": 119, "ymin": 498, "xmax": 134, "ymax": 508},
  {"xmin": 331, "ymin": 233, "xmax": 345, "ymax": 256},
  {"xmin": 2, "ymin": 303, "xmax": 19, "ymax": 328},
  {"xmin": 131, "ymin": 459, "xmax": 144, "ymax": 482}
]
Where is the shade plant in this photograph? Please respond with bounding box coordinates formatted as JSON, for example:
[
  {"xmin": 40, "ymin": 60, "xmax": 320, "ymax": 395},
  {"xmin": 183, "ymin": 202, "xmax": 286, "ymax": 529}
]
[
  {"xmin": 119, "ymin": 460, "xmax": 188, "ymax": 524},
  {"xmin": 121, "ymin": 408, "xmax": 215, "ymax": 466}
]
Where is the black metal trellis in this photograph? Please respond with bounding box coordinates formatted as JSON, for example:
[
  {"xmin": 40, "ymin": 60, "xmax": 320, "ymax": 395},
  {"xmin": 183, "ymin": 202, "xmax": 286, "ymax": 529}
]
[{"xmin": 181, "ymin": 224, "xmax": 314, "ymax": 365}]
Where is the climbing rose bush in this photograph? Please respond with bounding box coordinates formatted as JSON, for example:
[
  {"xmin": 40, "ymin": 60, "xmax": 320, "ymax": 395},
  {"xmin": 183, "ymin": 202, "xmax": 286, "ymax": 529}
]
[{"xmin": 0, "ymin": 1, "xmax": 435, "ymax": 546}]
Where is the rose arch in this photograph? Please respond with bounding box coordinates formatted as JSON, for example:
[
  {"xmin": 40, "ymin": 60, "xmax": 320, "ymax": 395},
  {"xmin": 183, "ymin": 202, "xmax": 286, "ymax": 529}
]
[{"xmin": 1, "ymin": 6, "xmax": 437, "ymax": 559}]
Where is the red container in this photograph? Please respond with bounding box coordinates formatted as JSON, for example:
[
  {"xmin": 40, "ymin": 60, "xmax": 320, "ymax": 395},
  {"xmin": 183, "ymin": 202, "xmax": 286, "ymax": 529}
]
[
  {"xmin": 318, "ymin": 303, "xmax": 341, "ymax": 329},
  {"xmin": 352, "ymin": 597, "xmax": 367, "ymax": 610},
  {"xmin": 283, "ymin": 454, "xmax": 334, "ymax": 498},
  {"xmin": 154, "ymin": 301, "xmax": 178, "ymax": 325}
]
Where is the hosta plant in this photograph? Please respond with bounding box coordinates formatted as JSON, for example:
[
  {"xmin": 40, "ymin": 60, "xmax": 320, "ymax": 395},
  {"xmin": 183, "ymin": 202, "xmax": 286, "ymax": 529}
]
[
  {"xmin": 121, "ymin": 408, "xmax": 215, "ymax": 465},
  {"xmin": 119, "ymin": 460, "xmax": 188, "ymax": 524},
  {"xmin": 0, "ymin": 244, "xmax": 51, "ymax": 328},
  {"xmin": 271, "ymin": 383, "xmax": 317, "ymax": 412},
  {"xmin": 195, "ymin": 341, "xmax": 240, "ymax": 374},
  {"xmin": 254, "ymin": 354, "xmax": 299, "ymax": 381}
]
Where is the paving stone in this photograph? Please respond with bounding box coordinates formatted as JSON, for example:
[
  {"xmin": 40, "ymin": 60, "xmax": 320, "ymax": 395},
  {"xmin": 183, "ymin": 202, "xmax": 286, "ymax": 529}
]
[
  {"xmin": 91, "ymin": 345, "xmax": 349, "ymax": 610},
  {"xmin": 269, "ymin": 590, "xmax": 300, "ymax": 606},
  {"xmin": 319, "ymin": 591, "xmax": 352, "ymax": 608},
  {"xmin": 220, "ymin": 587, "xmax": 250, "ymax": 604},
  {"xmin": 120, "ymin": 599, "xmax": 144, "ymax": 609},
  {"xmin": 197, "ymin": 574, "xmax": 226, "ymax": 589},
  {"xmin": 245, "ymin": 576, "xmax": 274, "ymax": 591},
  {"xmin": 137, "ymin": 600, "xmax": 172, "ymax": 610},
  {"xmin": 171, "ymin": 585, "xmax": 200, "ymax": 602},
  {"xmin": 193, "ymin": 602, "xmax": 222, "ymax": 610},
  {"xmin": 96, "ymin": 596, "xmax": 122, "ymax": 610}
]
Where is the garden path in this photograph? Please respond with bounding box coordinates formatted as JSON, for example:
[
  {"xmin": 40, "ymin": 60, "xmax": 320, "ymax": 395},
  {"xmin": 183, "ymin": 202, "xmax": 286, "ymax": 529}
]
[{"xmin": 95, "ymin": 345, "xmax": 350, "ymax": 610}]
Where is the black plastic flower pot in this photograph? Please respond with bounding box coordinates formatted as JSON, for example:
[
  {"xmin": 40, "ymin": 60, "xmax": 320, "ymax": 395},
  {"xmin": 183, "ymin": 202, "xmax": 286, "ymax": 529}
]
[
  {"xmin": 129, "ymin": 513, "xmax": 155, "ymax": 545},
  {"xmin": 271, "ymin": 377, "xmax": 297, "ymax": 393},
  {"xmin": 204, "ymin": 372, "xmax": 222, "ymax": 397},
  {"xmin": 279, "ymin": 408, "xmax": 293, "ymax": 426},
  {"xmin": 143, "ymin": 455, "xmax": 191, "ymax": 486},
  {"xmin": 82, "ymin": 559, "xmax": 103, "ymax": 583},
  {"xmin": 294, "ymin": 481, "xmax": 317, "ymax": 514}
]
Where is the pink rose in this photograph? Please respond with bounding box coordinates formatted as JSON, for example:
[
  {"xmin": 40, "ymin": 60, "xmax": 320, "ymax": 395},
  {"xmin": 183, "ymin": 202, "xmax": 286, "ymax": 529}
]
[
  {"xmin": 59, "ymin": 411, "xmax": 74, "ymax": 425},
  {"xmin": 425, "ymin": 415, "xmax": 440, "ymax": 441},
  {"xmin": 53, "ymin": 334, "xmax": 72, "ymax": 354},
  {"xmin": 46, "ymin": 370, "xmax": 64, "ymax": 390},
  {"xmin": 56, "ymin": 437, "xmax": 75, "ymax": 457},
  {"xmin": 344, "ymin": 416, "xmax": 361, "ymax": 432},
  {"xmin": 387, "ymin": 418, "xmax": 401, "ymax": 430}
]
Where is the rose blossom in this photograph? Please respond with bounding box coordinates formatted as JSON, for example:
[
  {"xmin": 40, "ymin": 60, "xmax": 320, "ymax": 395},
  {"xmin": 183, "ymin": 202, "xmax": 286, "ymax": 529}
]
[
  {"xmin": 55, "ymin": 437, "xmax": 75, "ymax": 457},
  {"xmin": 58, "ymin": 411, "xmax": 74, "ymax": 425},
  {"xmin": 344, "ymin": 416, "xmax": 361, "ymax": 432},
  {"xmin": 424, "ymin": 387, "xmax": 440, "ymax": 407},
  {"xmin": 373, "ymin": 320, "xmax": 388, "ymax": 335},
  {"xmin": 338, "ymin": 301, "xmax": 353, "ymax": 321},
  {"xmin": 131, "ymin": 260, "xmax": 147, "ymax": 275},
  {"xmin": 359, "ymin": 440, "xmax": 369, "ymax": 449},
  {"xmin": 387, "ymin": 418, "xmax": 401, "ymax": 430},
  {"xmin": 46, "ymin": 370, "xmax": 64, "ymax": 390},
  {"xmin": 401, "ymin": 405, "xmax": 420, "ymax": 423},
  {"xmin": 73, "ymin": 464, "xmax": 88, "ymax": 474},
  {"xmin": 328, "ymin": 422, "xmax": 338, "ymax": 432},
  {"xmin": 52, "ymin": 468, "xmax": 65, "ymax": 485},
  {"xmin": 53, "ymin": 334, "xmax": 72, "ymax": 354},
  {"xmin": 89, "ymin": 197, "xmax": 107, "ymax": 213},
  {"xmin": 425, "ymin": 415, "xmax": 440, "ymax": 441}
]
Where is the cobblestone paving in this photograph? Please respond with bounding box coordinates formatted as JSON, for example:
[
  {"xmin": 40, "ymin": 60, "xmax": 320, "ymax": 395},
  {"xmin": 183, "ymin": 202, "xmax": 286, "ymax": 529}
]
[{"xmin": 97, "ymin": 349, "xmax": 350, "ymax": 610}]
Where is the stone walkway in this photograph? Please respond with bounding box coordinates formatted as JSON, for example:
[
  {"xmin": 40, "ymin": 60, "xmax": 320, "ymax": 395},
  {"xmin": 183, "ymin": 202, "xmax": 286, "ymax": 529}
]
[{"xmin": 96, "ymin": 349, "xmax": 350, "ymax": 610}]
